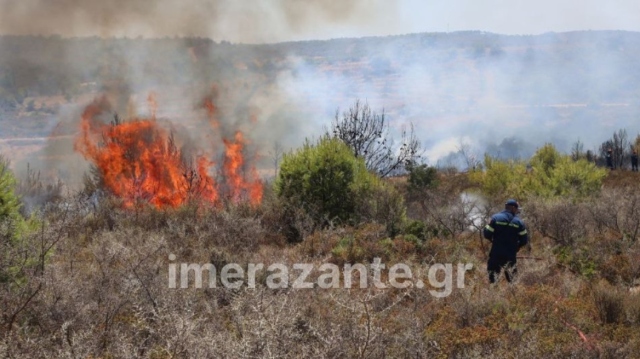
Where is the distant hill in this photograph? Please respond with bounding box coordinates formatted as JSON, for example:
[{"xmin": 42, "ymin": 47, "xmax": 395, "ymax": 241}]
[
  {"xmin": 3, "ymin": 31, "xmax": 640, "ymax": 103},
  {"xmin": 1, "ymin": 31, "xmax": 640, "ymax": 168}
]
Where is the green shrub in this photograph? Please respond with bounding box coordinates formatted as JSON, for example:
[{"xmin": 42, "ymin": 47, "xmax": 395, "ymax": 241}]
[
  {"xmin": 0, "ymin": 157, "xmax": 23, "ymax": 222},
  {"xmin": 469, "ymin": 155, "xmax": 527, "ymax": 199},
  {"xmin": 404, "ymin": 219, "xmax": 428, "ymax": 241},
  {"xmin": 331, "ymin": 236, "xmax": 365, "ymax": 263},
  {"xmin": 406, "ymin": 162, "xmax": 438, "ymax": 194},
  {"xmin": 354, "ymin": 179, "xmax": 406, "ymax": 236},
  {"xmin": 0, "ymin": 157, "xmax": 40, "ymax": 286},
  {"xmin": 554, "ymin": 245, "xmax": 597, "ymax": 279},
  {"xmin": 276, "ymin": 137, "xmax": 369, "ymax": 224},
  {"xmin": 275, "ymin": 137, "xmax": 406, "ymax": 235},
  {"xmin": 400, "ymin": 233, "xmax": 421, "ymax": 248},
  {"xmin": 470, "ymin": 143, "xmax": 606, "ymax": 201}
]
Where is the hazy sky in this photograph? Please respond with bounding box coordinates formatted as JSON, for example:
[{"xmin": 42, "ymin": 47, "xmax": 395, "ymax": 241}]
[{"xmin": 0, "ymin": 0, "xmax": 639, "ymax": 42}]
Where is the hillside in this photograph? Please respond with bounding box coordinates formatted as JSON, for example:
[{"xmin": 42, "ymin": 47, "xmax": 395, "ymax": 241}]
[{"xmin": 1, "ymin": 31, "xmax": 640, "ymax": 176}]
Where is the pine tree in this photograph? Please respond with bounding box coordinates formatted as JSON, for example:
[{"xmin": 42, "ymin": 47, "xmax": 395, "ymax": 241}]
[{"xmin": 0, "ymin": 156, "xmax": 22, "ymax": 220}]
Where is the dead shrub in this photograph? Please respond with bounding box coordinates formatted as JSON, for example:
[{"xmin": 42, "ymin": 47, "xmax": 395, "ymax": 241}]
[
  {"xmin": 600, "ymin": 254, "xmax": 633, "ymax": 285},
  {"xmin": 525, "ymin": 197, "xmax": 588, "ymax": 246},
  {"xmin": 261, "ymin": 194, "xmax": 315, "ymax": 244},
  {"xmin": 16, "ymin": 164, "xmax": 64, "ymax": 216},
  {"xmin": 588, "ymin": 188, "xmax": 640, "ymax": 241},
  {"xmin": 412, "ymin": 188, "xmax": 479, "ymax": 239},
  {"xmin": 593, "ymin": 282, "xmax": 626, "ymax": 324},
  {"xmin": 626, "ymin": 294, "xmax": 640, "ymax": 325}
]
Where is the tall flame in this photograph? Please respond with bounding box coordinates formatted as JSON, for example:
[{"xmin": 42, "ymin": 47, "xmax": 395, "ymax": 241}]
[
  {"xmin": 74, "ymin": 95, "xmax": 262, "ymax": 209},
  {"xmin": 222, "ymin": 131, "xmax": 263, "ymax": 206}
]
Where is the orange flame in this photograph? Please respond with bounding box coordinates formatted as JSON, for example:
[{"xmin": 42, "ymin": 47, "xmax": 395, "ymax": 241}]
[
  {"xmin": 203, "ymin": 86, "xmax": 220, "ymax": 129},
  {"xmin": 74, "ymin": 95, "xmax": 262, "ymax": 209},
  {"xmin": 222, "ymin": 131, "xmax": 263, "ymax": 206}
]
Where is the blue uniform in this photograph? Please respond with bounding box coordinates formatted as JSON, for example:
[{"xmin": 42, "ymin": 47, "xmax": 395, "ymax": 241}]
[{"xmin": 483, "ymin": 210, "xmax": 529, "ymax": 283}]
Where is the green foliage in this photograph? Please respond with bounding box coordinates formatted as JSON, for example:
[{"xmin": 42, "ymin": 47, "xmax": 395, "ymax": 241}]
[
  {"xmin": 469, "ymin": 154, "xmax": 527, "ymax": 199},
  {"xmin": 0, "ymin": 157, "xmax": 23, "ymax": 222},
  {"xmin": 543, "ymin": 157, "xmax": 606, "ymax": 197},
  {"xmin": 406, "ymin": 162, "xmax": 438, "ymax": 194},
  {"xmin": 400, "ymin": 234, "xmax": 422, "ymax": 249},
  {"xmin": 0, "ymin": 157, "xmax": 41, "ymax": 286},
  {"xmin": 532, "ymin": 143, "xmax": 560, "ymax": 177},
  {"xmin": 355, "ymin": 179, "xmax": 406, "ymax": 237},
  {"xmin": 275, "ymin": 137, "xmax": 406, "ymax": 235},
  {"xmin": 330, "ymin": 236, "xmax": 365, "ymax": 263},
  {"xmin": 554, "ymin": 245, "xmax": 597, "ymax": 279},
  {"xmin": 404, "ymin": 219, "xmax": 428, "ymax": 241},
  {"xmin": 470, "ymin": 143, "xmax": 606, "ymax": 201},
  {"xmin": 275, "ymin": 137, "xmax": 370, "ymax": 224}
]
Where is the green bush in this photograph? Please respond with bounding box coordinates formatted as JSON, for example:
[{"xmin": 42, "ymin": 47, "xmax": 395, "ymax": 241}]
[
  {"xmin": 354, "ymin": 179, "xmax": 406, "ymax": 237},
  {"xmin": 275, "ymin": 137, "xmax": 406, "ymax": 235},
  {"xmin": 469, "ymin": 155, "xmax": 526, "ymax": 199},
  {"xmin": 0, "ymin": 157, "xmax": 40, "ymax": 285},
  {"xmin": 0, "ymin": 157, "xmax": 37, "ymax": 241},
  {"xmin": 406, "ymin": 162, "xmax": 438, "ymax": 194},
  {"xmin": 0, "ymin": 157, "xmax": 23, "ymax": 222},
  {"xmin": 470, "ymin": 143, "xmax": 606, "ymax": 200},
  {"xmin": 331, "ymin": 236, "xmax": 365, "ymax": 263},
  {"xmin": 404, "ymin": 219, "xmax": 428, "ymax": 241},
  {"xmin": 275, "ymin": 137, "xmax": 371, "ymax": 225}
]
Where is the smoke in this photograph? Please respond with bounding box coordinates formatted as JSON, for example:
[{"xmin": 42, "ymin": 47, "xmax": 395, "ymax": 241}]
[
  {"xmin": 0, "ymin": 0, "xmax": 400, "ymax": 43},
  {"xmin": 3, "ymin": 1, "xmax": 640, "ymax": 186},
  {"xmin": 280, "ymin": 31, "xmax": 640, "ymax": 168},
  {"xmin": 0, "ymin": 0, "xmax": 403, "ymax": 186}
]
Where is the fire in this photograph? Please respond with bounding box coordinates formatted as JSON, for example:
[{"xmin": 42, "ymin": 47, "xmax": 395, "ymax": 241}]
[
  {"xmin": 74, "ymin": 95, "xmax": 263, "ymax": 209},
  {"xmin": 223, "ymin": 131, "xmax": 263, "ymax": 206},
  {"xmin": 203, "ymin": 86, "xmax": 220, "ymax": 129}
]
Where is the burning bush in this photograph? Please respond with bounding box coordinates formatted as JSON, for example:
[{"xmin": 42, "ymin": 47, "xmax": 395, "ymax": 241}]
[{"xmin": 74, "ymin": 96, "xmax": 262, "ymax": 209}]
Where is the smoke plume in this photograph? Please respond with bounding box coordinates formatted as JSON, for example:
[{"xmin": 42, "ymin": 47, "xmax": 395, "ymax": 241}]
[{"xmin": 0, "ymin": 0, "xmax": 400, "ymax": 43}]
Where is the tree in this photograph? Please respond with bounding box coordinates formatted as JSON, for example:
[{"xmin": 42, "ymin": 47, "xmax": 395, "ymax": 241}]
[
  {"xmin": 599, "ymin": 129, "xmax": 629, "ymax": 169},
  {"xmin": 329, "ymin": 100, "xmax": 420, "ymax": 177},
  {"xmin": 406, "ymin": 162, "xmax": 439, "ymax": 195},
  {"xmin": 571, "ymin": 139, "xmax": 585, "ymax": 161},
  {"xmin": 457, "ymin": 139, "xmax": 481, "ymax": 170},
  {"xmin": 270, "ymin": 141, "xmax": 283, "ymax": 178},
  {"xmin": 0, "ymin": 155, "xmax": 22, "ymax": 221},
  {"xmin": 532, "ymin": 143, "xmax": 561, "ymax": 177}
]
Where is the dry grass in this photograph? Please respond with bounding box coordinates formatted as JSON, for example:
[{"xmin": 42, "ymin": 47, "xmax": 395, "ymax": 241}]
[{"xmin": 1, "ymin": 173, "xmax": 640, "ymax": 358}]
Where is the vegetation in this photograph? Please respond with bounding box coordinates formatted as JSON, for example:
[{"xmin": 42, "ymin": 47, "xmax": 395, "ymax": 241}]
[
  {"xmin": 4, "ymin": 31, "xmax": 640, "ymax": 357},
  {"xmin": 328, "ymin": 100, "xmax": 420, "ymax": 177},
  {"xmin": 470, "ymin": 143, "xmax": 607, "ymax": 201},
  {"xmin": 0, "ymin": 156, "xmax": 22, "ymax": 221},
  {"xmin": 0, "ymin": 118, "xmax": 638, "ymax": 357},
  {"xmin": 276, "ymin": 137, "xmax": 373, "ymax": 225},
  {"xmin": 275, "ymin": 137, "xmax": 405, "ymax": 238}
]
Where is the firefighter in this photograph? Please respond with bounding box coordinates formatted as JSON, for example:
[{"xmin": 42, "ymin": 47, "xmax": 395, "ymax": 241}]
[
  {"xmin": 483, "ymin": 199, "xmax": 529, "ymax": 284},
  {"xmin": 632, "ymin": 150, "xmax": 639, "ymax": 172},
  {"xmin": 606, "ymin": 148, "xmax": 614, "ymax": 170}
]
